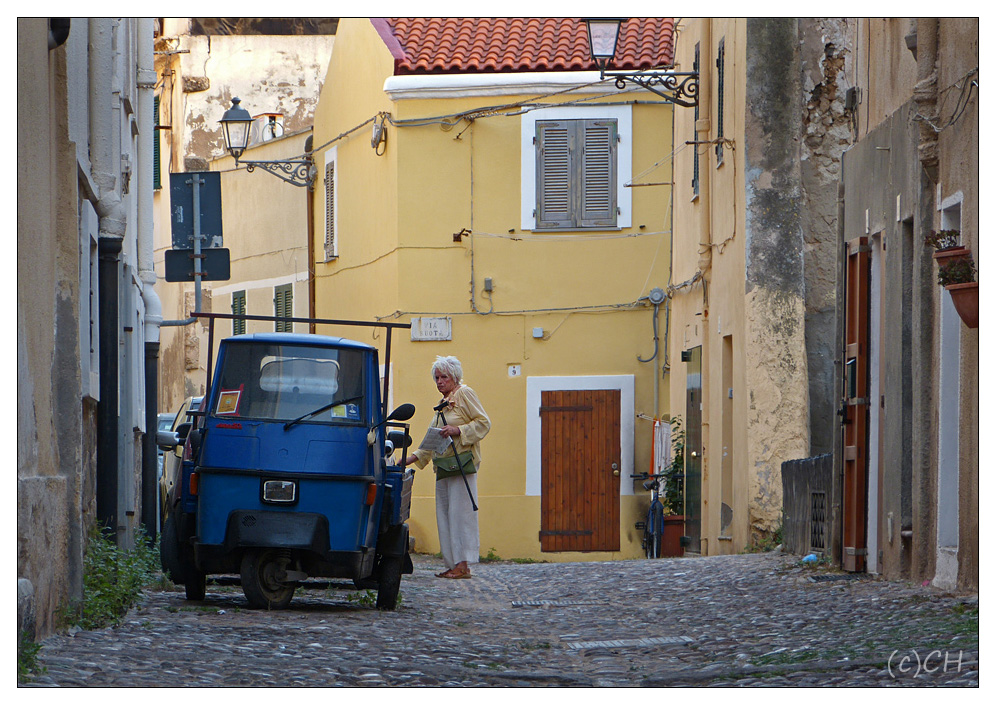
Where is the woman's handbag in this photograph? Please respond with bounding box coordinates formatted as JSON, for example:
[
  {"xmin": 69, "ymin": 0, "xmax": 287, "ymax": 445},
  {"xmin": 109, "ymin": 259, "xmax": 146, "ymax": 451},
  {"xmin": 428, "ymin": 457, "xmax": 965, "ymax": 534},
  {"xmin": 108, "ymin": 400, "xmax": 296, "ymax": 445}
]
[{"xmin": 433, "ymin": 451, "xmax": 475, "ymax": 480}]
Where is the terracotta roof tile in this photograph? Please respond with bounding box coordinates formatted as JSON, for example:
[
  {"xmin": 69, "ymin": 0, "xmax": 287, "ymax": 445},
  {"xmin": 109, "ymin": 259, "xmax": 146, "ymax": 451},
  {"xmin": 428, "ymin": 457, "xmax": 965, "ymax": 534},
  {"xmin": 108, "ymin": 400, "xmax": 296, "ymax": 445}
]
[{"xmin": 379, "ymin": 18, "xmax": 674, "ymax": 75}]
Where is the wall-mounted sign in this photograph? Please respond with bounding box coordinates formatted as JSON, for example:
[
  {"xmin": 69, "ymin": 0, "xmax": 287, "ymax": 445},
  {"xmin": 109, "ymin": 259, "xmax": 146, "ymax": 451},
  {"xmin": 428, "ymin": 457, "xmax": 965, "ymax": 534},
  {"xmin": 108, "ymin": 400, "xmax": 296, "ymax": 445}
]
[{"xmin": 410, "ymin": 317, "xmax": 452, "ymax": 341}]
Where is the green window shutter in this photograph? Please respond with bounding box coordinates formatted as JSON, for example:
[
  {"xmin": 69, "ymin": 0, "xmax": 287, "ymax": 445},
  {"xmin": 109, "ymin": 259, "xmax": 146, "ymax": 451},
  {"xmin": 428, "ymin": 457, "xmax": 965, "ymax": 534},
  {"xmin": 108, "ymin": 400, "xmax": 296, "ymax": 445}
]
[
  {"xmin": 578, "ymin": 119, "xmax": 617, "ymax": 227},
  {"xmin": 716, "ymin": 38, "xmax": 725, "ymax": 163},
  {"xmin": 274, "ymin": 284, "xmax": 293, "ymax": 332},
  {"xmin": 535, "ymin": 121, "xmax": 574, "ymax": 229},
  {"xmin": 693, "ymin": 43, "xmax": 700, "ymax": 196},
  {"xmin": 232, "ymin": 290, "xmax": 246, "ymax": 335},
  {"xmin": 153, "ymin": 96, "xmax": 161, "ymax": 191}
]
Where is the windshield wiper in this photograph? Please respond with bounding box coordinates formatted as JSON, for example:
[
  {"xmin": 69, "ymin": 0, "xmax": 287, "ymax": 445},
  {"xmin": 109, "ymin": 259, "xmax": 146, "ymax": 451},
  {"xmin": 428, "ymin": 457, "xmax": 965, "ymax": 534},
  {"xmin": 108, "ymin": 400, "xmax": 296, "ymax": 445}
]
[{"xmin": 284, "ymin": 395, "xmax": 363, "ymax": 430}]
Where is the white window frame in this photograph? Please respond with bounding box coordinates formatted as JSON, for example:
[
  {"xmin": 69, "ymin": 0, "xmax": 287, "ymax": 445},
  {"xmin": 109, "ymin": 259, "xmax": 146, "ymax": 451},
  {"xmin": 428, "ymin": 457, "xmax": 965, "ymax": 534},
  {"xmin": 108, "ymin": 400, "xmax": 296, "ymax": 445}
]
[{"xmin": 521, "ymin": 105, "xmax": 632, "ymax": 231}]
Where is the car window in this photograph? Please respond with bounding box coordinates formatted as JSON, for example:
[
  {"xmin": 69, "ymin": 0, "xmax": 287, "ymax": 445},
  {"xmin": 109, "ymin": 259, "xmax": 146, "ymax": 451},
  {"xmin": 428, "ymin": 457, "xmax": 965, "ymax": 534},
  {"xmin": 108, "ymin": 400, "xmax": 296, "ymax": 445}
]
[{"xmin": 213, "ymin": 343, "xmax": 364, "ymax": 423}]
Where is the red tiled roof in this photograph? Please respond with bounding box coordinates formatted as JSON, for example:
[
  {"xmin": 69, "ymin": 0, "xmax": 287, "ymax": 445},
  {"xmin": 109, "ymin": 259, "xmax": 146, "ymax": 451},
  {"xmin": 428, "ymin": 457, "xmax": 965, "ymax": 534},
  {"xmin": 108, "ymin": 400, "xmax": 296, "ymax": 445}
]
[{"xmin": 373, "ymin": 18, "xmax": 675, "ymax": 75}]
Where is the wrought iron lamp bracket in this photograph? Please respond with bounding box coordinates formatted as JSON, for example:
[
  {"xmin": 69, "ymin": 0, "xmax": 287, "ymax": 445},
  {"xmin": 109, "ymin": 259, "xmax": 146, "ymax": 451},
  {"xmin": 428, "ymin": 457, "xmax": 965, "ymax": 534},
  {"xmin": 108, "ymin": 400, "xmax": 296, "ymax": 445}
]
[
  {"xmin": 239, "ymin": 158, "xmax": 316, "ymax": 189},
  {"xmin": 602, "ymin": 70, "xmax": 699, "ymax": 108}
]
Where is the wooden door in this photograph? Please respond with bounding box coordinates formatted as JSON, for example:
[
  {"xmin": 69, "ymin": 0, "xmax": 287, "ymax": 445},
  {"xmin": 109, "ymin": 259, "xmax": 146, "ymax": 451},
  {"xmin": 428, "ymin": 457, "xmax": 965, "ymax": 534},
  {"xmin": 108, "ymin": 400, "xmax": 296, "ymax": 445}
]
[
  {"xmin": 539, "ymin": 389, "xmax": 620, "ymax": 552},
  {"xmin": 842, "ymin": 236, "xmax": 870, "ymax": 572}
]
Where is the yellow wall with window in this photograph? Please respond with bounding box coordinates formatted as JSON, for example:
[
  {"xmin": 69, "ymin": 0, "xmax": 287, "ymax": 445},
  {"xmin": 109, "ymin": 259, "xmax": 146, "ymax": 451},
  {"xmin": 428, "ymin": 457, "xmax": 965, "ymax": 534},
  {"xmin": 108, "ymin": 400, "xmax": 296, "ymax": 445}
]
[{"xmin": 311, "ymin": 18, "xmax": 676, "ymax": 561}]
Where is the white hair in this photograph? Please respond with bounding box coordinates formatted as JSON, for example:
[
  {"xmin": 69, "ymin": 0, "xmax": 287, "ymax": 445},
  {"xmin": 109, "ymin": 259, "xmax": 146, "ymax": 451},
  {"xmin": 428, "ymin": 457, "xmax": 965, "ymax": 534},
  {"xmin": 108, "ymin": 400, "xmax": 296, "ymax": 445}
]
[{"xmin": 431, "ymin": 355, "xmax": 463, "ymax": 383}]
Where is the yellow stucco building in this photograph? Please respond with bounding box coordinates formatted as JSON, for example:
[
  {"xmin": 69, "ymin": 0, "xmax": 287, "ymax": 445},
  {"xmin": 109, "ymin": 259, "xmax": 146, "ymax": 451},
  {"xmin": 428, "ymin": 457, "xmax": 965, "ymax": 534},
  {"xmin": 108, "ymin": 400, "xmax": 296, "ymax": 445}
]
[{"xmin": 310, "ymin": 18, "xmax": 680, "ymax": 561}]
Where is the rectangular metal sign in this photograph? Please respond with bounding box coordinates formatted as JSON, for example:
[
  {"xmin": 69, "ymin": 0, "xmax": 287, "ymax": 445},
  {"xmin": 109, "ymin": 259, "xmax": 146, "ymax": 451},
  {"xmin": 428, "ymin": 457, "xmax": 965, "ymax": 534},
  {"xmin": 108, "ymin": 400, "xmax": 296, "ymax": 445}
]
[
  {"xmin": 164, "ymin": 248, "xmax": 231, "ymax": 282},
  {"xmin": 170, "ymin": 171, "xmax": 223, "ymax": 249}
]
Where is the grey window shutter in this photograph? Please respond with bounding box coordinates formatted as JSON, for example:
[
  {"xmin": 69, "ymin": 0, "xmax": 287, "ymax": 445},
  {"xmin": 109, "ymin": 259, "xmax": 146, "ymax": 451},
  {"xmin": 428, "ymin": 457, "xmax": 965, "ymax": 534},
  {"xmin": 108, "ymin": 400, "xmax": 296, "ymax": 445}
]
[
  {"xmin": 324, "ymin": 160, "xmax": 336, "ymax": 259},
  {"xmin": 535, "ymin": 121, "xmax": 574, "ymax": 229},
  {"xmin": 579, "ymin": 119, "xmax": 617, "ymax": 227}
]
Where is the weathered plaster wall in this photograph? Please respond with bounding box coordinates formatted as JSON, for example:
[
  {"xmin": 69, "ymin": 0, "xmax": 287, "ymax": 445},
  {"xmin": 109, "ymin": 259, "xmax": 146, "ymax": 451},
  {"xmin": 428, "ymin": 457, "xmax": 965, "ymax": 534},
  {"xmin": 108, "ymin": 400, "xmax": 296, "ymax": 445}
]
[
  {"xmin": 799, "ymin": 19, "xmax": 854, "ymax": 455},
  {"xmin": 153, "ymin": 22, "xmax": 333, "ymax": 416},
  {"xmin": 743, "ymin": 18, "xmax": 811, "ymax": 539}
]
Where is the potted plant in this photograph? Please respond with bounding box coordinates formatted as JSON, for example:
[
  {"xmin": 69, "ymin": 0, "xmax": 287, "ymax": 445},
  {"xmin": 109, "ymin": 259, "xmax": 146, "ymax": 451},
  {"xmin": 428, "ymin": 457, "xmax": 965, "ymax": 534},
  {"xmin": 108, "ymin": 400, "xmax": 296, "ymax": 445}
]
[
  {"xmin": 926, "ymin": 229, "xmax": 972, "ymax": 268},
  {"xmin": 938, "ymin": 256, "xmax": 978, "ymax": 329},
  {"xmin": 661, "ymin": 416, "xmax": 686, "ymax": 556},
  {"xmin": 926, "ymin": 229, "xmax": 978, "ymax": 328}
]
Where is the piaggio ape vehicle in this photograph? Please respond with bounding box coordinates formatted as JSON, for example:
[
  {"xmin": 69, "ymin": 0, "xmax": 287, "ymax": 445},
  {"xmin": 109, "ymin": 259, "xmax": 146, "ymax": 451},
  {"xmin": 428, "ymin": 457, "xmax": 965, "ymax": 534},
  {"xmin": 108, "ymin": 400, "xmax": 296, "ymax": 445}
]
[{"xmin": 158, "ymin": 312, "xmax": 415, "ymax": 610}]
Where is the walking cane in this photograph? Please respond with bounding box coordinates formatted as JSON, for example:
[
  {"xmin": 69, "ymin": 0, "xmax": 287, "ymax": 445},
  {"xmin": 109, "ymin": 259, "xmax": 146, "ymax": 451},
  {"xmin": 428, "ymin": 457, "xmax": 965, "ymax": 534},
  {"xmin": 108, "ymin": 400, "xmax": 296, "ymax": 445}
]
[{"xmin": 434, "ymin": 399, "xmax": 478, "ymax": 512}]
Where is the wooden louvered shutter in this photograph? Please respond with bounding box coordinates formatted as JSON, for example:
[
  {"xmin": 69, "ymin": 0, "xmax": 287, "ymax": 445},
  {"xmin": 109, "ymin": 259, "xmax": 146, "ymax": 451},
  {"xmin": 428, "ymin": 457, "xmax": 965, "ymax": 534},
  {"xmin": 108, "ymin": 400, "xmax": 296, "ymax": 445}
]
[
  {"xmin": 231, "ymin": 290, "xmax": 246, "ymax": 335},
  {"xmin": 324, "ymin": 159, "xmax": 336, "ymax": 259},
  {"xmin": 535, "ymin": 121, "xmax": 573, "ymax": 229},
  {"xmin": 579, "ymin": 119, "xmax": 617, "ymax": 227},
  {"xmin": 153, "ymin": 96, "xmax": 161, "ymax": 190},
  {"xmin": 274, "ymin": 284, "xmax": 293, "ymax": 332}
]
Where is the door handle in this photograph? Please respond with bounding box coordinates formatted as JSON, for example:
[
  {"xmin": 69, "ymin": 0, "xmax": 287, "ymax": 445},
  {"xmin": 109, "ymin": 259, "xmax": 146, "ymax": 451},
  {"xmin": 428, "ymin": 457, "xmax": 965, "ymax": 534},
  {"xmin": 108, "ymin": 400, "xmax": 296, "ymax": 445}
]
[{"xmin": 612, "ymin": 462, "xmax": 619, "ymax": 476}]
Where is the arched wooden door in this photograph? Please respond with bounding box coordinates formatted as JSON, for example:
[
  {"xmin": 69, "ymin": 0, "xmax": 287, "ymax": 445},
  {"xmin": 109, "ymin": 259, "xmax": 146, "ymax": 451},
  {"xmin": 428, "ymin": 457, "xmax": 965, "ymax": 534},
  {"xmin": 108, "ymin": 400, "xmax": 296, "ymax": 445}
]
[{"xmin": 539, "ymin": 389, "xmax": 620, "ymax": 552}]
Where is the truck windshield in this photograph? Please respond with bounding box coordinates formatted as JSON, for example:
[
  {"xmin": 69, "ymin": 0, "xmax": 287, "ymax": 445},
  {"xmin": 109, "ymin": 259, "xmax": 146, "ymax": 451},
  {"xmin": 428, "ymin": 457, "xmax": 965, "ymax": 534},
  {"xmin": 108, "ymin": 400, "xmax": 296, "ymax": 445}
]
[{"xmin": 212, "ymin": 341, "xmax": 365, "ymax": 424}]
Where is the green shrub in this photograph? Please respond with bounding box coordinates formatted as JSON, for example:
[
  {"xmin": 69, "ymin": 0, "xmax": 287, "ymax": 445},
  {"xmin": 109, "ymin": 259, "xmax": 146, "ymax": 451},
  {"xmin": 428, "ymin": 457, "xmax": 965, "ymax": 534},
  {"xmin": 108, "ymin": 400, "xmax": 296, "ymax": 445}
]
[
  {"xmin": 661, "ymin": 416, "xmax": 685, "ymax": 515},
  {"xmin": 60, "ymin": 524, "xmax": 162, "ymax": 630},
  {"xmin": 17, "ymin": 630, "xmax": 44, "ymax": 683}
]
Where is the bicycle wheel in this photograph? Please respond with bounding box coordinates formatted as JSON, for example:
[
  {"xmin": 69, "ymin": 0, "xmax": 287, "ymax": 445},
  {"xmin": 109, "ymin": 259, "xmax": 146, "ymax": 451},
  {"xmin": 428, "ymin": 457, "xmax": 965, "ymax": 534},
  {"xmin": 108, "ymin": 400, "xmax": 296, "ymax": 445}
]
[{"xmin": 648, "ymin": 504, "xmax": 664, "ymax": 559}]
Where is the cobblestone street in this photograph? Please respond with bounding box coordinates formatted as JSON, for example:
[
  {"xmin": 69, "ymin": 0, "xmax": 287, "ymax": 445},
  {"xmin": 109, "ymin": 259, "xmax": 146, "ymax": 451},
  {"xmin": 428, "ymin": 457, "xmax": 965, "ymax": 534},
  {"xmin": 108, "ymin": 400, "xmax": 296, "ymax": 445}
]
[{"xmin": 25, "ymin": 551, "xmax": 978, "ymax": 688}]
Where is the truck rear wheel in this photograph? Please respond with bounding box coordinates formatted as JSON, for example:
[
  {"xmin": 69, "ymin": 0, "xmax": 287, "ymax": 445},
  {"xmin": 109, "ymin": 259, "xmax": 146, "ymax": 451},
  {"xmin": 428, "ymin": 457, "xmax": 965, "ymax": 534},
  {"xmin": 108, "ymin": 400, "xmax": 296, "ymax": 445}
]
[
  {"xmin": 376, "ymin": 555, "xmax": 403, "ymax": 610},
  {"xmin": 241, "ymin": 549, "xmax": 296, "ymax": 609}
]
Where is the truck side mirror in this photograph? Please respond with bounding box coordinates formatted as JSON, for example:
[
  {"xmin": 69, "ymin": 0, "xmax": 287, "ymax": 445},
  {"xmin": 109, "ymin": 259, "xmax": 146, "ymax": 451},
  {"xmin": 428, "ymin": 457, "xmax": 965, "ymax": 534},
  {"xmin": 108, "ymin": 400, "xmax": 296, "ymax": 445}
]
[{"xmin": 387, "ymin": 403, "xmax": 415, "ymax": 422}]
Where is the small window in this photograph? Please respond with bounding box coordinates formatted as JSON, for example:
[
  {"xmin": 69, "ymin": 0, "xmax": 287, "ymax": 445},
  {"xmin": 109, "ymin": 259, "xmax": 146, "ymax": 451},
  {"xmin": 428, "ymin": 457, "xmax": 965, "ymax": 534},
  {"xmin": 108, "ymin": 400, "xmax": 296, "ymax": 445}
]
[
  {"xmin": 232, "ymin": 290, "xmax": 246, "ymax": 335},
  {"xmin": 274, "ymin": 284, "xmax": 293, "ymax": 332},
  {"xmin": 535, "ymin": 118, "xmax": 618, "ymax": 229}
]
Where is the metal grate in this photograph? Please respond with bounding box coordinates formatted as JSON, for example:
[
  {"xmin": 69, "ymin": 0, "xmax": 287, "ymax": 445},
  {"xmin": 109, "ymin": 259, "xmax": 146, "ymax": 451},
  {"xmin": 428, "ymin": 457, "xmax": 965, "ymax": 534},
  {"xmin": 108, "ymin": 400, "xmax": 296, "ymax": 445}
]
[
  {"xmin": 810, "ymin": 491, "xmax": 827, "ymax": 552},
  {"xmin": 241, "ymin": 514, "xmax": 257, "ymax": 528},
  {"xmin": 565, "ymin": 636, "xmax": 694, "ymax": 650}
]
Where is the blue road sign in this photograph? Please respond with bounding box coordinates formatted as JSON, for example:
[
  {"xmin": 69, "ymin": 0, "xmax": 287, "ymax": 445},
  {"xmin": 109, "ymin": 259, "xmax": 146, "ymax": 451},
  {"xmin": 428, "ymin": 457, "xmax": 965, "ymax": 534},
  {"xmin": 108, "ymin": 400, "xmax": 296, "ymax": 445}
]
[{"xmin": 170, "ymin": 172, "xmax": 223, "ymax": 249}]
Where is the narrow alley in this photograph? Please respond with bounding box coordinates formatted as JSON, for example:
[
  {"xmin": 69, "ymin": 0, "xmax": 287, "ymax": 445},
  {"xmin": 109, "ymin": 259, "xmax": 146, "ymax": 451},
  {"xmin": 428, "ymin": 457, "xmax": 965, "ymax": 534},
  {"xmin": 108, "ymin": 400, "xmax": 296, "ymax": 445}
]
[{"xmin": 26, "ymin": 551, "xmax": 978, "ymax": 687}]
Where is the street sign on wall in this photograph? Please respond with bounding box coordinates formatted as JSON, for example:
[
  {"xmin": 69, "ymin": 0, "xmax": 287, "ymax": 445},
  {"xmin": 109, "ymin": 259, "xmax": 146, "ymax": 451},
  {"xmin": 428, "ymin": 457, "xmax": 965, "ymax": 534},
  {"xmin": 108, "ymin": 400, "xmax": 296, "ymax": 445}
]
[{"xmin": 170, "ymin": 172, "xmax": 223, "ymax": 249}]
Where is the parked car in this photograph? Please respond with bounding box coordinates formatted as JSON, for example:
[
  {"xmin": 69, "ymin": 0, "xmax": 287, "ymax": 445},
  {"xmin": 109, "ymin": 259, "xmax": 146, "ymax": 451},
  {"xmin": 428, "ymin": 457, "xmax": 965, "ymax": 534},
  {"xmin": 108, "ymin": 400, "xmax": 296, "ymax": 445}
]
[{"xmin": 156, "ymin": 396, "xmax": 203, "ymax": 582}]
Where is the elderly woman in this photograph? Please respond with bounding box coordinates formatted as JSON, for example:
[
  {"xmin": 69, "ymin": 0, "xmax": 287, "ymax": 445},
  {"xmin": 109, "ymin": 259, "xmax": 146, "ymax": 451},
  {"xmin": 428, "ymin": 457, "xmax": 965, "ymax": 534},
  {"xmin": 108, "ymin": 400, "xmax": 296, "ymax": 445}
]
[{"xmin": 406, "ymin": 356, "xmax": 491, "ymax": 579}]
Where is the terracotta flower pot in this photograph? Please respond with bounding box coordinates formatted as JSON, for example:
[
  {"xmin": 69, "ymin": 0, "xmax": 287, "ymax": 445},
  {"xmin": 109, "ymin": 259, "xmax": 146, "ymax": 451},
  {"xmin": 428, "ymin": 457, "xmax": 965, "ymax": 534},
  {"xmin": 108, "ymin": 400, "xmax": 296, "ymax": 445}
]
[
  {"xmin": 946, "ymin": 281, "xmax": 978, "ymax": 328},
  {"xmin": 933, "ymin": 246, "xmax": 972, "ymax": 266}
]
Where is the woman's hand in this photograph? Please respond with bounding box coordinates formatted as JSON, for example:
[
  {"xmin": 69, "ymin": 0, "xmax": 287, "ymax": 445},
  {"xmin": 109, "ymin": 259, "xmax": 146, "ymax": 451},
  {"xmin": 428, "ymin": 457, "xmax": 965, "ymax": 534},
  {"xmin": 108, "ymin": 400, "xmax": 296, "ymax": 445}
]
[{"xmin": 439, "ymin": 425, "xmax": 461, "ymax": 438}]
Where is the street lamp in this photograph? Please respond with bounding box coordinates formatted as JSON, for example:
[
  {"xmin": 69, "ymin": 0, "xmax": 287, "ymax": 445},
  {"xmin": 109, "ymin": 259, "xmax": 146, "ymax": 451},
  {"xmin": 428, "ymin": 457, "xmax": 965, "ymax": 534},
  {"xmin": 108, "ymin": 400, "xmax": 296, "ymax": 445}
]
[
  {"xmin": 583, "ymin": 18, "xmax": 698, "ymax": 108},
  {"xmin": 220, "ymin": 97, "xmax": 316, "ymax": 188}
]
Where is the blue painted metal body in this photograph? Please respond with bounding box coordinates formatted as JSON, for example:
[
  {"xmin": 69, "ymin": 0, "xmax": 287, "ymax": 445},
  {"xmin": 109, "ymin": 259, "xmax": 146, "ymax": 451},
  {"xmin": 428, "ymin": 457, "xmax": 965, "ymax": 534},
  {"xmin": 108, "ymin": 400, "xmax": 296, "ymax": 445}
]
[{"xmin": 190, "ymin": 332, "xmax": 410, "ymax": 576}]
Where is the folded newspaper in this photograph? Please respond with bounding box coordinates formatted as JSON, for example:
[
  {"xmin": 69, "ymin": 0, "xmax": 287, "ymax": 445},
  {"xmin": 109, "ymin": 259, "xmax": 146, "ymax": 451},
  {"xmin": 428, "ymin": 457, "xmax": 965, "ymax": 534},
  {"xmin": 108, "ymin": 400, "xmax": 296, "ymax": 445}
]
[{"xmin": 418, "ymin": 427, "xmax": 451, "ymax": 454}]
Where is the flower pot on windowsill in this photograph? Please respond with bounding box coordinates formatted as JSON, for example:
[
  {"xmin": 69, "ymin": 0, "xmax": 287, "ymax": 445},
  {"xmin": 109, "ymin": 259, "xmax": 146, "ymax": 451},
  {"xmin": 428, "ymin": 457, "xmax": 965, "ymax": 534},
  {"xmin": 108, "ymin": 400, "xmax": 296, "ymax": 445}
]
[
  {"xmin": 945, "ymin": 281, "xmax": 978, "ymax": 328},
  {"xmin": 933, "ymin": 246, "xmax": 972, "ymax": 267}
]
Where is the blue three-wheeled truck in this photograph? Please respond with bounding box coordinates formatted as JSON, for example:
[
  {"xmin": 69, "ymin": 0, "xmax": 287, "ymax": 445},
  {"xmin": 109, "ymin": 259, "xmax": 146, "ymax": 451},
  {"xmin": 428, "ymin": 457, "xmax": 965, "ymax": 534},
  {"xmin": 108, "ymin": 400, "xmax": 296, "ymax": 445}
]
[{"xmin": 157, "ymin": 313, "xmax": 416, "ymax": 610}]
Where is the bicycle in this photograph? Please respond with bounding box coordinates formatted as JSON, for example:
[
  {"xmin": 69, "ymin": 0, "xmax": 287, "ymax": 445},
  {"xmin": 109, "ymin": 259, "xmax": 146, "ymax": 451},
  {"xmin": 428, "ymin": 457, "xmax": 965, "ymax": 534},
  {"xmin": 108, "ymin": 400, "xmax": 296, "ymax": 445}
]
[{"xmin": 632, "ymin": 472, "xmax": 666, "ymax": 558}]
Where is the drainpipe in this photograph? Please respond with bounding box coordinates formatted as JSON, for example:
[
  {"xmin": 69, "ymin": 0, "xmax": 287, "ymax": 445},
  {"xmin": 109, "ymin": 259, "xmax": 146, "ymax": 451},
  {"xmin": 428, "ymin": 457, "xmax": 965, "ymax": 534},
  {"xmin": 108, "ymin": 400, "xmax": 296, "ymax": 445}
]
[
  {"xmin": 137, "ymin": 17, "xmax": 161, "ymax": 540},
  {"xmin": 696, "ymin": 20, "xmax": 714, "ymax": 289},
  {"xmin": 305, "ymin": 135, "xmax": 317, "ymax": 333},
  {"xmin": 913, "ymin": 19, "xmax": 939, "ymax": 182},
  {"xmin": 91, "ymin": 18, "xmax": 126, "ymax": 534}
]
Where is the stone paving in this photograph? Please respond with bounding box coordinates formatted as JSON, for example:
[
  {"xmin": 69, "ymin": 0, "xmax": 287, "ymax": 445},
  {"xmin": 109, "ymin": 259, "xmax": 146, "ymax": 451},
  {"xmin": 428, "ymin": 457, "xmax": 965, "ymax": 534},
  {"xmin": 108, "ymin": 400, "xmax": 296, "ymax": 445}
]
[{"xmin": 24, "ymin": 551, "xmax": 978, "ymax": 687}]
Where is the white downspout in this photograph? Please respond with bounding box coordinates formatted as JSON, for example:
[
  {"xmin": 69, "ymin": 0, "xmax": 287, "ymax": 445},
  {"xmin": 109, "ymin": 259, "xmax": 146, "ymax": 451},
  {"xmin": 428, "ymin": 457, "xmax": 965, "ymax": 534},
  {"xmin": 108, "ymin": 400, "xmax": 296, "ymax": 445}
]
[{"xmin": 137, "ymin": 17, "xmax": 161, "ymax": 342}]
